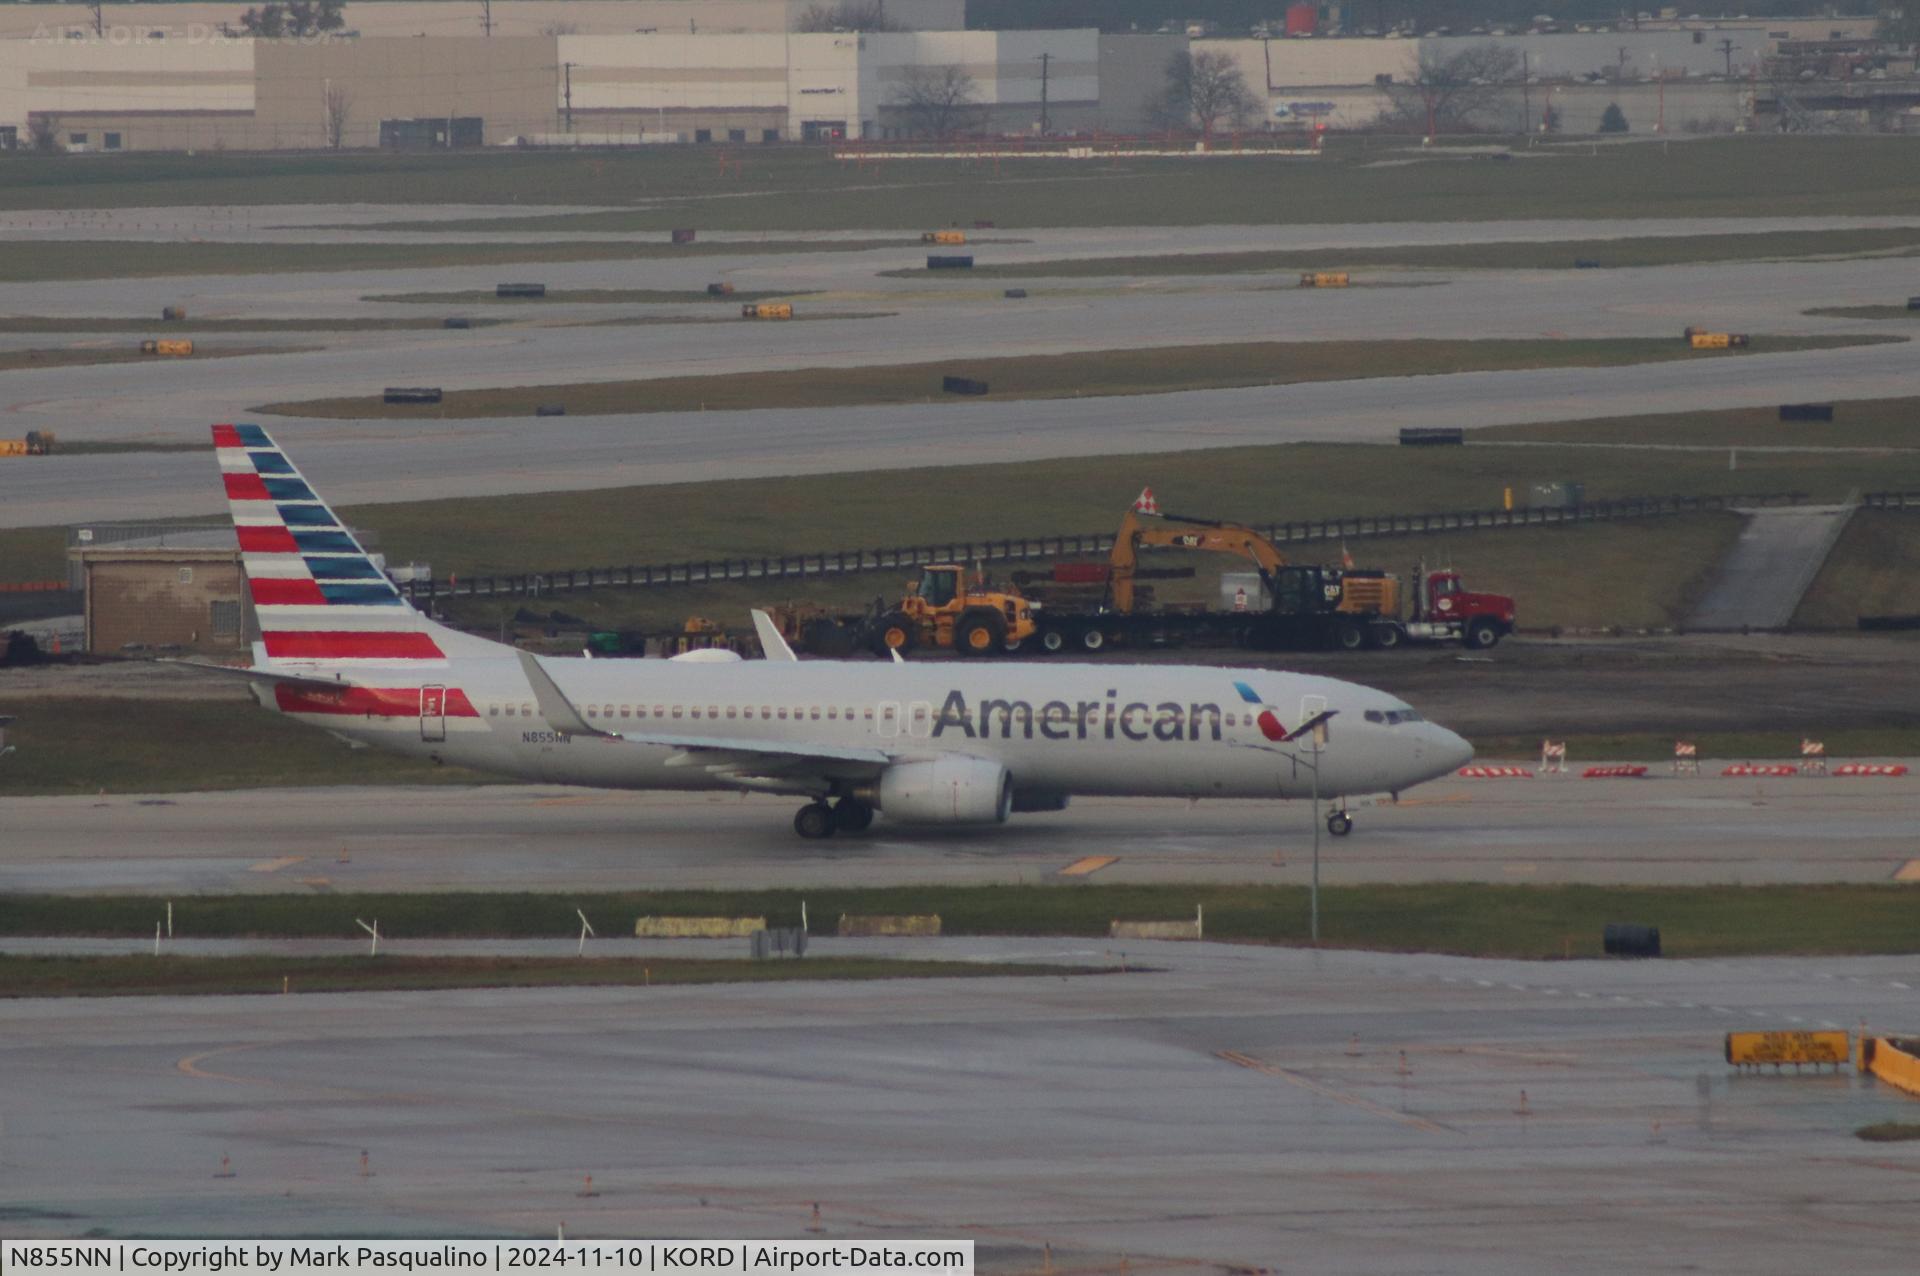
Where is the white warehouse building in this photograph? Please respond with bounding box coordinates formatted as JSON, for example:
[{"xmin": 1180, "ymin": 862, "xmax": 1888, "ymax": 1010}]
[{"xmin": 555, "ymin": 29, "xmax": 1101, "ymax": 143}]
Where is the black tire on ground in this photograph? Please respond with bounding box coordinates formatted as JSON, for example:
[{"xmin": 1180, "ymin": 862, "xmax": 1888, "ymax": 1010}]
[
  {"xmin": 1081, "ymin": 627, "xmax": 1106, "ymax": 652},
  {"xmin": 872, "ymin": 612, "xmax": 917, "ymax": 656},
  {"xmin": 1334, "ymin": 622, "xmax": 1366, "ymax": 651},
  {"xmin": 1465, "ymin": 620, "xmax": 1501, "ymax": 649},
  {"xmin": 1327, "ymin": 810, "xmax": 1354, "ymax": 837},
  {"xmin": 1371, "ymin": 623, "xmax": 1403, "ymax": 650},
  {"xmin": 794, "ymin": 803, "xmax": 836, "ymax": 839},
  {"xmin": 1039, "ymin": 628, "xmax": 1066, "ymax": 654},
  {"xmin": 955, "ymin": 609, "xmax": 1006, "ymax": 657},
  {"xmin": 832, "ymin": 798, "xmax": 874, "ymax": 833}
]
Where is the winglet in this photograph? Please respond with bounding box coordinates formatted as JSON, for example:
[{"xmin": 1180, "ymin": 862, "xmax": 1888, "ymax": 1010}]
[
  {"xmin": 750, "ymin": 609, "xmax": 798, "ymax": 662},
  {"xmin": 517, "ymin": 650, "xmax": 617, "ymax": 738}
]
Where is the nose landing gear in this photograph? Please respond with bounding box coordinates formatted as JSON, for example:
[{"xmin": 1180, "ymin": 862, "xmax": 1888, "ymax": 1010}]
[
  {"xmin": 1326, "ymin": 808, "xmax": 1353, "ymax": 837},
  {"xmin": 793, "ymin": 797, "xmax": 876, "ymax": 839}
]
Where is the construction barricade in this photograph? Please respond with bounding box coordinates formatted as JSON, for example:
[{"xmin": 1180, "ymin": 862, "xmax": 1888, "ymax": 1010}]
[
  {"xmin": 1539, "ymin": 740, "xmax": 1567, "ymax": 774},
  {"xmin": 1723, "ymin": 764, "xmax": 1798, "ymax": 778},
  {"xmin": 1673, "ymin": 741, "xmax": 1699, "ymax": 775},
  {"xmin": 1800, "ymin": 738, "xmax": 1827, "ymax": 775},
  {"xmin": 1459, "ymin": 766, "xmax": 1533, "ymax": 779},
  {"xmin": 1835, "ymin": 764, "xmax": 1909, "ymax": 777},
  {"xmin": 1583, "ymin": 765, "xmax": 1648, "ymax": 779}
]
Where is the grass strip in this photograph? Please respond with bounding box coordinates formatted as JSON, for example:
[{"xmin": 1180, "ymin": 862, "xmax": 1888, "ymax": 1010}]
[
  {"xmin": 1804, "ymin": 306, "xmax": 1920, "ymax": 321},
  {"xmin": 9, "ymin": 138, "xmax": 1920, "ymax": 226},
  {"xmin": 0, "ymin": 954, "xmax": 1087, "ymax": 999},
  {"xmin": 0, "ymin": 696, "xmax": 493, "ymax": 796},
  {"xmin": 1476, "ymin": 394, "xmax": 1920, "ymax": 449},
  {"xmin": 256, "ymin": 335, "xmax": 1878, "ymax": 420},
  {"xmin": 4, "ymin": 884, "xmax": 1919, "ymax": 959},
  {"xmin": 0, "ymin": 345, "xmax": 290, "ymax": 372},
  {"xmin": 0, "ymin": 317, "xmax": 506, "ymax": 333},
  {"xmin": 0, "ymin": 239, "xmax": 910, "ymax": 284},
  {"xmin": 883, "ymin": 228, "xmax": 1920, "ymax": 279},
  {"xmin": 364, "ymin": 289, "xmax": 815, "ymax": 305}
]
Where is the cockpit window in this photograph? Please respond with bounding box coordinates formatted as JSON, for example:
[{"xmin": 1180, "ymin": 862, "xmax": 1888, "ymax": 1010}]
[{"xmin": 1367, "ymin": 708, "xmax": 1425, "ymax": 725}]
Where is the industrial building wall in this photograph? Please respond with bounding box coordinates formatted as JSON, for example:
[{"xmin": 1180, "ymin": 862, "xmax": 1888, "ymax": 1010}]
[
  {"xmin": 863, "ymin": 29, "xmax": 1098, "ymax": 137},
  {"xmin": 253, "ymin": 37, "xmax": 558, "ymax": 149},
  {"xmin": 1097, "ymin": 34, "xmax": 1187, "ymax": 133},
  {"xmin": 0, "ymin": 37, "xmax": 253, "ymax": 142},
  {"xmin": 0, "ymin": 0, "xmax": 965, "ymax": 41},
  {"xmin": 553, "ymin": 32, "xmax": 787, "ymax": 139},
  {"xmin": 82, "ymin": 554, "xmax": 252, "ymax": 657}
]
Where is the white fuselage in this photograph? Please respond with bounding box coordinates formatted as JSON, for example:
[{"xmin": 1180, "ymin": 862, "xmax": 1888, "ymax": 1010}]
[{"xmin": 266, "ymin": 656, "xmax": 1473, "ymax": 803}]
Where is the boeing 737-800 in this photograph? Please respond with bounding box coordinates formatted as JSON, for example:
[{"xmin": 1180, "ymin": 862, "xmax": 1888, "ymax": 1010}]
[{"xmin": 200, "ymin": 424, "xmax": 1473, "ymax": 838}]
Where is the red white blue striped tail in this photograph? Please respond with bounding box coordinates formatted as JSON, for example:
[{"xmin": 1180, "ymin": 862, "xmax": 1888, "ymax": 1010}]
[{"xmin": 213, "ymin": 423, "xmax": 492, "ymax": 666}]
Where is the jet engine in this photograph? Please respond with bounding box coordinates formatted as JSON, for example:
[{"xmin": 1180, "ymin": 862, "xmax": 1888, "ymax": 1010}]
[{"xmin": 875, "ymin": 755, "xmax": 1013, "ymax": 825}]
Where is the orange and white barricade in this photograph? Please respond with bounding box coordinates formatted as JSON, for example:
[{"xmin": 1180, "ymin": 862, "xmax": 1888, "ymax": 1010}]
[
  {"xmin": 1673, "ymin": 741, "xmax": 1699, "ymax": 776},
  {"xmin": 1539, "ymin": 740, "xmax": 1567, "ymax": 775},
  {"xmin": 1800, "ymin": 738, "xmax": 1827, "ymax": 776}
]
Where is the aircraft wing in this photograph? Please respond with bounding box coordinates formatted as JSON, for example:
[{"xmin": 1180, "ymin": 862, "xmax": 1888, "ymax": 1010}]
[{"xmin": 516, "ymin": 651, "xmax": 892, "ymax": 784}]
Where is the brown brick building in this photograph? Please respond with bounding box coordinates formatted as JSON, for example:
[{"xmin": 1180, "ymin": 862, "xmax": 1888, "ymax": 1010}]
[{"xmin": 79, "ymin": 548, "xmax": 256, "ymax": 658}]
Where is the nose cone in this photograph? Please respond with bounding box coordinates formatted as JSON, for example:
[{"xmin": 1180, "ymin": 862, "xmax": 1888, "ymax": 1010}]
[{"xmin": 1414, "ymin": 724, "xmax": 1474, "ymax": 785}]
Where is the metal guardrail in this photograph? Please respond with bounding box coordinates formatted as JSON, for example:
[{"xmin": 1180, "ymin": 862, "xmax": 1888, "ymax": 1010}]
[{"xmin": 403, "ymin": 491, "xmax": 1813, "ymax": 603}]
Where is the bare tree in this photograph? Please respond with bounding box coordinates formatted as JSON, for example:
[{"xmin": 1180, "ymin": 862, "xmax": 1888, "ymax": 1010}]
[
  {"xmin": 323, "ymin": 82, "xmax": 351, "ymax": 149},
  {"xmin": 479, "ymin": 0, "xmax": 491, "ymax": 36},
  {"xmin": 87, "ymin": 0, "xmax": 103, "ymax": 37},
  {"xmin": 1148, "ymin": 50, "xmax": 1259, "ymax": 136},
  {"xmin": 795, "ymin": 2, "xmax": 902, "ymax": 32},
  {"xmin": 27, "ymin": 113, "xmax": 61, "ymax": 155},
  {"xmin": 892, "ymin": 64, "xmax": 985, "ymax": 140},
  {"xmin": 239, "ymin": 0, "xmax": 344, "ymax": 38},
  {"xmin": 1380, "ymin": 42, "xmax": 1522, "ymax": 137}
]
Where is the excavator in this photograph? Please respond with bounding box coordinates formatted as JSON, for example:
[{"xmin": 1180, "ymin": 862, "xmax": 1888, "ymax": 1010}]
[{"xmin": 1100, "ymin": 507, "xmax": 1401, "ymax": 650}]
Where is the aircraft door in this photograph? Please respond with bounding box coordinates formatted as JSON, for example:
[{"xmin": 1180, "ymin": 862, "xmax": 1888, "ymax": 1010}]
[
  {"xmin": 1299, "ymin": 694, "xmax": 1328, "ymax": 743},
  {"xmin": 421, "ymin": 685, "xmax": 448, "ymax": 742}
]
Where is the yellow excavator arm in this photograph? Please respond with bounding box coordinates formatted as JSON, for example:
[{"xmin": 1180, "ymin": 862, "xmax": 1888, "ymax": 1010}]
[{"xmin": 1107, "ymin": 508, "xmax": 1289, "ymax": 613}]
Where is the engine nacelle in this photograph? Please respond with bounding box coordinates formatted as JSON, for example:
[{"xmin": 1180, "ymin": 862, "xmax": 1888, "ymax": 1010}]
[{"xmin": 876, "ymin": 755, "xmax": 1012, "ymax": 825}]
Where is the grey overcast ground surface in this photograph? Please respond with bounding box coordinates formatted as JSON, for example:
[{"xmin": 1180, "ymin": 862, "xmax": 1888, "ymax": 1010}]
[
  {"xmin": 4, "ymin": 939, "xmax": 1920, "ymax": 1275},
  {"xmin": 7, "ymin": 208, "xmax": 1920, "ymax": 1269},
  {"xmin": 6, "ymin": 214, "xmax": 1920, "ymax": 525}
]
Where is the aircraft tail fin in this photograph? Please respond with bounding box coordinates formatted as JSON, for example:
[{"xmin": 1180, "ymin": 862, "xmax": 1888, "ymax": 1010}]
[{"xmin": 212, "ymin": 422, "xmax": 505, "ymax": 667}]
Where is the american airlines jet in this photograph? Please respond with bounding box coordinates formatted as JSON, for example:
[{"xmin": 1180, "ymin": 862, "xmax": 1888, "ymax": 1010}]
[{"xmin": 200, "ymin": 424, "xmax": 1473, "ymax": 839}]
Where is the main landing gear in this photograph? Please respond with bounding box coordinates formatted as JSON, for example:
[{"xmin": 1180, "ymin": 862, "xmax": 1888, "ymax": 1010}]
[
  {"xmin": 1326, "ymin": 808, "xmax": 1353, "ymax": 838},
  {"xmin": 793, "ymin": 797, "xmax": 875, "ymax": 840}
]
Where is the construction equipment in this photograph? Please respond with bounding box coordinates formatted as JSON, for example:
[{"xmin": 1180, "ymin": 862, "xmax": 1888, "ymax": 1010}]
[
  {"xmin": 140, "ymin": 339, "xmax": 193, "ymax": 356},
  {"xmin": 921, "ymin": 230, "xmax": 967, "ymax": 245},
  {"xmin": 1024, "ymin": 505, "xmax": 1516, "ymax": 653},
  {"xmin": 741, "ymin": 302, "xmax": 793, "ymax": 320},
  {"xmin": 1299, "ymin": 271, "xmax": 1350, "ymax": 288},
  {"xmin": 1, "ymin": 431, "xmax": 55, "ymax": 457},
  {"xmin": 870, "ymin": 564, "xmax": 1037, "ymax": 657}
]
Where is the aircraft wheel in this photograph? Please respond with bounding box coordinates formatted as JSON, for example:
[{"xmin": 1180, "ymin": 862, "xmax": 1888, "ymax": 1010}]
[
  {"xmin": 832, "ymin": 798, "xmax": 874, "ymax": 834},
  {"xmin": 1327, "ymin": 810, "xmax": 1353, "ymax": 837},
  {"xmin": 794, "ymin": 802, "xmax": 836, "ymax": 840}
]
